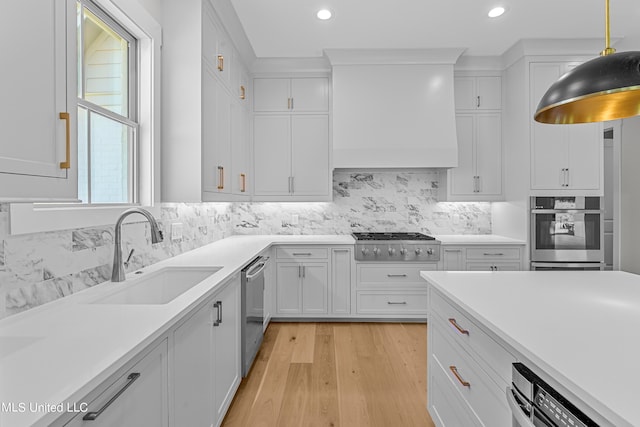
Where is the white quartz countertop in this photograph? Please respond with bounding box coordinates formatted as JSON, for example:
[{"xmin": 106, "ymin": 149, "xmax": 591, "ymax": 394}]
[
  {"xmin": 434, "ymin": 234, "xmax": 526, "ymax": 245},
  {"xmin": 0, "ymin": 234, "xmax": 354, "ymax": 427},
  {"xmin": 420, "ymin": 270, "xmax": 640, "ymax": 427}
]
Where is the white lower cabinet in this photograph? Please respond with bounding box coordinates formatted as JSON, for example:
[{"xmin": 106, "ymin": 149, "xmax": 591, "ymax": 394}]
[
  {"xmin": 428, "ymin": 287, "xmax": 516, "ymax": 427},
  {"xmin": 62, "ymin": 339, "xmax": 169, "ymax": 427},
  {"xmin": 276, "ymin": 262, "xmax": 328, "ymax": 315},
  {"xmin": 440, "ymin": 244, "xmax": 524, "ymax": 271},
  {"xmin": 331, "ymin": 248, "xmax": 353, "ymax": 315},
  {"xmin": 173, "ymin": 275, "xmax": 241, "ymax": 427},
  {"xmin": 355, "ymin": 263, "xmax": 437, "ymax": 318}
]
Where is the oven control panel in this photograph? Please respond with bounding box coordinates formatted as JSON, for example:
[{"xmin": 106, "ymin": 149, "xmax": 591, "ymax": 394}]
[{"xmin": 355, "ymin": 243, "xmax": 440, "ymax": 262}]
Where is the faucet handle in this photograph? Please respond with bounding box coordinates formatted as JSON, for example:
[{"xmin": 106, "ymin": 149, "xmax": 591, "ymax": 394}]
[{"xmin": 124, "ymin": 249, "xmax": 135, "ymax": 269}]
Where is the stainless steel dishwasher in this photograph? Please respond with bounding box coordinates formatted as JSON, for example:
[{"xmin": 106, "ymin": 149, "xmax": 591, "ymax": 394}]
[{"xmin": 241, "ymin": 255, "xmax": 268, "ymax": 377}]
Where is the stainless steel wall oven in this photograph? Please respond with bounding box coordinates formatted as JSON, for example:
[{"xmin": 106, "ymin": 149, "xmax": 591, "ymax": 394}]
[{"xmin": 530, "ymin": 196, "xmax": 604, "ymax": 270}]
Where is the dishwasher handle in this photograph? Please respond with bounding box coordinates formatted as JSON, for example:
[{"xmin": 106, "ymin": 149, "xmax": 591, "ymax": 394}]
[
  {"xmin": 506, "ymin": 387, "xmax": 535, "ymax": 427},
  {"xmin": 246, "ymin": 257, "xmax": 269, "ymax": 280}
]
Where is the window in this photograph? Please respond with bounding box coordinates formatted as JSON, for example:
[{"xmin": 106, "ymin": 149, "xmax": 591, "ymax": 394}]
[{"xmin": 77, "ymin": 0, "xmax": 138, "ymax": 204}]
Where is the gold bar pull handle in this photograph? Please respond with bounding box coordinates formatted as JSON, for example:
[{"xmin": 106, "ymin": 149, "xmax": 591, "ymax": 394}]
[
  {"xmin": 449, "ymin": 366, "xmax": 471, "ymax": 387},
  {"xmin": 59, "ymin": 112, "xmax": 71, "ymax": 169},
  {"xmin": 217, "ymin": 55, "xmax": 224, "ymax": 72},
  {"xmin": 217, "ymin": 166, "xmax": 224, "ymax": 190},
  {"xmin": 448, "ymin": 318, "xmax": 470, "ymax": 335},
  {"xmin": 240, "ymin": 173, "xmax": 246, "ymax": 192},
  {"xmin": 240, "ymin": 85, "xmax": 246, "ymax": 100}
]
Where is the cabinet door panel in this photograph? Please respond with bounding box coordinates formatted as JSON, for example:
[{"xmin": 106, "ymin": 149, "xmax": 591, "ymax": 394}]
[
  {"xmin": 331, "ymin": 249, "xmax": 352, "ymax": 315},
  {"xmin": 291, "ymin": 78, "xmax": 329, "ymax": 112},
  {"xmin": 276, "ymin": 263, "xmax": 301, "ymax": 314},
  {"xmin": 475, "ymin": 113, "xmax": 502, "ymax": 195},
  {"xmin": 231, "ymin": 103, "xmax": 249, "ymax": 195},
  {"xmin": 454, "ymin": 77, "xmax": 475, "ymax": 110},
  {"xmin": 442, "ymin": 248, "xmax": 465, "ymax": 271},
  {"xmin": 291, "ymin": 115, "xmax": 330, "ymax": 196},
  {"xmin": 214, "ymin": 280, "xmax": 241, "ymax": 421},
  {"xmin": 567, "ymin": 123, "xmax": 602, "ymax": 190},
  {"xmin": 449, "ymin": 114, "xmax": 475, "ymax": 195},
  {"xmin": 216, "ymin": 84, "xmax": 232, "ymax": 194},
  {"xmin": 301, "ymin": 263, "xmax": 328, "ymax": 314},
  {"xmin": 67, "ymin": 341, "xmax": 168, "ymax": 427},
  {"xmin": 173, "ymin": 303, "xmax": 214, "ymax": 427},
  {"xmin": 476, "ymin": 76, "xmax": 501, "ymax": 110},
  {"xmin": 253, "ymin": 116, "xmax": 291, "ymax": 195},
  {"xmin": 253, "ymin": 78, "xmax": 290, "ymax": 112}
]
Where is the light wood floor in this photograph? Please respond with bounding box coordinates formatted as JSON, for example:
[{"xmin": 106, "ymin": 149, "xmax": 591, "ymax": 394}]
[{"xmin": 222, "ymin": 322, "xmax": 436, "ymax": 427}]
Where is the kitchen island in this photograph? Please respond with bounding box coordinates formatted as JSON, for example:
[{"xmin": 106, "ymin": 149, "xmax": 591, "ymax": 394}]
[{"xmin": 421, "ymin": 270, "xmax": 640, "ymax": 427}]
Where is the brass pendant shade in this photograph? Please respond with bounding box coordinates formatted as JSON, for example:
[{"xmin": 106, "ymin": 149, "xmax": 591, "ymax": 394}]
[
  {"xmin": 534, "ymin": 52, "xmax": 640, "ymax": 124},
  {"xmin": 534, "ymin": 0, "xmax": 640, "ymax": 124}
]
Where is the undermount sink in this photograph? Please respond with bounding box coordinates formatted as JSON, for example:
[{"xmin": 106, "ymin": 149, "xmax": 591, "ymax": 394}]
[{"xmin": 91, "ymin": 266, "xmax": 223, "ymax": 305}]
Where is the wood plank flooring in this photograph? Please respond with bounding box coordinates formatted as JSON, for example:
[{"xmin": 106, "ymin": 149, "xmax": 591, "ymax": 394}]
[{"xmin": 222, "ymin": 322, "xmax": 436, "ymax": 427}]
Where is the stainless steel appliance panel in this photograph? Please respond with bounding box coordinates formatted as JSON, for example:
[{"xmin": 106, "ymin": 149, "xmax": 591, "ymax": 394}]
[
  {"xmin": 530, "ymin": 197, "xmax": 604, "ymax": 263},
  {"xmin": 241, "ymin": 256, "xmax": 268, "ymax": 377},
  {"xmin": 531, "ymin": 262, "xmax": 605, "ymax": 271}
]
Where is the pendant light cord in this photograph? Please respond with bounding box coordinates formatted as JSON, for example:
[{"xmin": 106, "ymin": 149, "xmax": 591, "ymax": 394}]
[{"xmin": 601, "ymin": 0, "xmax": 616, "ymax": 56}]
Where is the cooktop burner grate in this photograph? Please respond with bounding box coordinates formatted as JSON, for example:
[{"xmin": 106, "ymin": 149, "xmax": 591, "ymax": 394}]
[{"xmin": 352, "ymin": 232, "xmax": 436, "ymax": 241}]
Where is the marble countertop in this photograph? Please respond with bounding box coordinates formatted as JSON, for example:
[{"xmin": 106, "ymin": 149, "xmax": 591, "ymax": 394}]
[
  {"xmin": 0, "ymin": 234, "xmax": 354, "ymax": 427},
  {"xmin": 420, "ymin": 270, "xmax": 640, "ymax": 427},
  {"xmin": 434, "ymin": 234, "xmax": 526, "ymax": 245}
]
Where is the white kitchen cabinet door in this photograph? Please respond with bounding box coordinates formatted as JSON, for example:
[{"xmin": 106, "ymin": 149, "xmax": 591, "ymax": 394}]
[
  {"xmin": 253, "ymin": 115, "xmax": 291, "ymax": 195},
  {"xmin": 454, "ymin": 76, "xmax": 501, "ymax": 111},
  {"xmin": 231, "ymin": 102, "xmax": 249, "ymax": 196},
  {"xmin": 475, "ymin": 113, "xmax": 502, "ymax": 196},
  {"xmin": 441, "ymin": 247, "xmax": 465, "ymax": 271},
  {"xmin": 0, "ymin": 0, "xmax": 77, "ymax": 200},
  {"xmin": 301, "ymin": 263, "xmax": 329, "ymax": 314},
  {"xmin": 65, "ymin": 340, "xmax": 168, "ymax": 427},
  {"xmin": 276, "ymin": 263, "xmax": 302, "ymax": 314},
  {"xmin": 213, "ymin": 278, "xmax": 241, "ymax": 423},
  {"xmin": 530, "ymin": 61, "xmax": 602, "ymax": 193},
  {"xmin": 253, "ymin": 78, "xmax": 290, "ymax": 112},
  {"xmin": 449, "ymin": 115, "xmax": 476, "ymax": 195},
  {"xmin": 291, "ymin": 115, "xmax": 330, "ymax": 196},
  {"xmin": 290, "ymin": 78, "xmax": 329, "ymax": 112},
  {"xmin": 448, "ymin": 113, "xmax": 502, "ymax": 200},
  {"xmin": 173, "ymin": 301, "xmax": 214, "ymax": 427},
  {"xmin": 331, "ymin": 248, "xmax": 352, "ymax": 315},
  {"xmin": 253, "ymin": 78, "xmax": 329, "ymax": 112}
]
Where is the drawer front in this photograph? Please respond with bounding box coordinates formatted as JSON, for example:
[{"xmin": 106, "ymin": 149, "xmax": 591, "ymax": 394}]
[
  {"xmin": 465, "ymin": 247, "xmax": 521, "ymax": 260},
  {"xmin": 357, "ymin": 264, "xmax": 436, "ymax": 288},
  {"xmin": 431, "ymin": 321, "xmax": 511, "ymax": 427},
  {"xmin": 357, "ymin": 291, "xmax": 427, "ymax": 314},
  {"xmin": 465, "ymin": 261, "xmax": 522, "ymax": 271},
  {"xmin": 276, "ymin": 247, "xmax": 329, "ymax": 260},
  {"xmin": 430, "ymin": 290, "xmax": 515, "ymax": 387},
  {"xmin": 429, "ymin": 353, "xmax": 481, "ymax": 427}
]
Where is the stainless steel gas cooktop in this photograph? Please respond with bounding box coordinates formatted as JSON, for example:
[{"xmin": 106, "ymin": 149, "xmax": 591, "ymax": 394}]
[{"xmin": 352, "ymin": 232, "xmax": 441, "ymax": 262}]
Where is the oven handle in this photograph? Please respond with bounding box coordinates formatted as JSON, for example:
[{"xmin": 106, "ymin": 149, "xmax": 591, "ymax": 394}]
[
  {"xmin": 531, "ymin": 209, "xmax": 603, "ymax": 214},
  {"xmin": 506, "ymin": 387, "xmax": 535, "ymax": 427},
  {"xmin": 246, "ymin": 257, "xmax": 269, "ymax": 280}
]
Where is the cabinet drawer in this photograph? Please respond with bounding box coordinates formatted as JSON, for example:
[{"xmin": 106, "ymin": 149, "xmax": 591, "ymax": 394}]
[
  {"xmin": 429, "ymin": 353, "xmax": 481, "ymax": 427},
  {"xmin": 357, "ymin": 291, "xmax": 427, "ymax": 314},
  {"xmin": 431, "ymin": 321, "xmax": 511, "ymax": 427},
  {"xmin": 465, "ymin": 261, "xmax": 522, "ymax": 271},
  {"xmin": 430, "ymin": 290, "xmax": 515, "ymax": 387},
  {"xmin": 276, "ymin": 247, "xmax": 329, "ymax": 260},
  {"xmin": 357, "ymin": 264, "xmax": 436, "ymax": 288},
  {"xmin": 465, "ymin": 247, "xmax": 521, "ymax": 260}
]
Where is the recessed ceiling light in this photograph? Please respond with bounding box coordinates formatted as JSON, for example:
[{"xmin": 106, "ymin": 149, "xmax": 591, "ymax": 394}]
[
  {"xmin": 317, "ymin": 9, "xmax": 332, "ymax": 20},
  {"xmin": 488, "ymin": 6, "xmax": 505, "ymax": 18}
]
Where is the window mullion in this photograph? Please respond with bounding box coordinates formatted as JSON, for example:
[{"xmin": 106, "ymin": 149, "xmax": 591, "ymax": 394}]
[{"xmin": 87, "ymin": 110, "xmax": 93, "ymax": 204}]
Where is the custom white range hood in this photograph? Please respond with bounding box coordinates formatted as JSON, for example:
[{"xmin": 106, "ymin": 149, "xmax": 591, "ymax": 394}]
[{"xmin": 325, "ymin": 48, "xmax": 464, "ymax": 169}]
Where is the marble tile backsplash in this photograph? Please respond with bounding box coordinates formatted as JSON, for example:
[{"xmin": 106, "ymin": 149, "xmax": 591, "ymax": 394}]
[{"xmin": 0, "ymin": 170, "xmax": 491, "ymax": 319}]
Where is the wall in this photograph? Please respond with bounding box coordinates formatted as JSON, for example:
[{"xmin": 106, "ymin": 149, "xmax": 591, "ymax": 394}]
[
  {"xmin": 619, "ymin": 116, "xmax": 640, "ymax": 274},
  {"xmin": 0, "ymin": 171, "xmax": 491, "ymax": 319}
]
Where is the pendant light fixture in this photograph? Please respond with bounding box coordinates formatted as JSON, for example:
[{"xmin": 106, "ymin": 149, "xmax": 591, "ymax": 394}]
[{"xmin": 534, "ymin": 0, "xmax": 640, "ymax": 124}]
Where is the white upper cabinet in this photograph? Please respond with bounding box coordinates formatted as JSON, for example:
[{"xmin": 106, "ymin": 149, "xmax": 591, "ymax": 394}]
[
  {"xmin": 529, "ymin": 62, "xmax": 602, "ymax": 193},
  {"xmin": 253, "ymin": 78, "xmax": 329, "ymax": 112},
  {"xmin": 163, "ymin": 0, "xmax": 251, "ymax": 202},
  {"xmin": 0, "ymin": 0, "xmax": 77, "ymax": 201},
  {"xmin": 454, "ymin": 76, "xmax": 501, "ymax": 111}
]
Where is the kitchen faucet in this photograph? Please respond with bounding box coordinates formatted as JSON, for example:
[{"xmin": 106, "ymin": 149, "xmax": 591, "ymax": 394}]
[{"xmin": 111, "ymin": 208, "xmax": 164, "ymax": 282}]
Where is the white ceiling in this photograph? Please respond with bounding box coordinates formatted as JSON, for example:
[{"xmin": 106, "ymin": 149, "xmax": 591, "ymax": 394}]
[{"xmin": 229, "ymin": 0, "xmax": 640, "ymax": 58}]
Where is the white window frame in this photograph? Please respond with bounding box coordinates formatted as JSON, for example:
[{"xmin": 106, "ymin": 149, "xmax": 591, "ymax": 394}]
[{"xmin": 10, "ymin": 0, "xmax": 161, "ymax": 235}]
